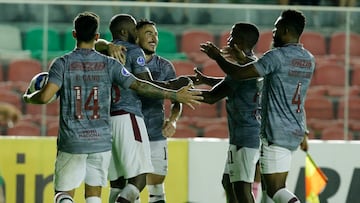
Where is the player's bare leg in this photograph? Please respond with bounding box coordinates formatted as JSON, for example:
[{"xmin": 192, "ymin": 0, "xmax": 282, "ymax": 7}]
[
  {"xmin": 147, "ymin": 173, "xmax": 166, "ymax": 203},
  {"xmin": 222, "ymin": 174, "xmax": 237, "ymax": 203}
]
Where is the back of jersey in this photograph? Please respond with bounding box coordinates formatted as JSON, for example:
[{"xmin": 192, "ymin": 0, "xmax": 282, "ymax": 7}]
[
  {"xmin": 256, "ymin": 44, "xmax": 315, "ymax": 150},
  {"xmin": 49, "ymin": 49, "xmax": 119, "ymax": 154}
]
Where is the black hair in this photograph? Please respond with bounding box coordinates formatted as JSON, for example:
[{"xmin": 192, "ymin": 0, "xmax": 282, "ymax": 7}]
[
  {"xmin": 73, "ymin": 12, "xmax": 99, "ymax": 42},
  {"xmin": 109, "ymin": 14, "xmax": 135, "ymax": 36},
  {"xmin": 280, "ymin": 9, "xmax": 306, "ymax": 37},
  {"xmin": 136, "ymin": 19, "xmax": 156, "ymax": 30},
  {"xmin": 233, "ymin": 22, "xmax": 260, "ymax": 49}
]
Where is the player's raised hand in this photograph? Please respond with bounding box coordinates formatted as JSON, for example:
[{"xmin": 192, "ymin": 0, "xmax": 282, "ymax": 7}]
[
  {"xmin": 175, "ymin": 84, "xmax": 203, "ymax": 109},
  {"xmin": 107, "ymin": 43, "xmax": 127, "ymax": 64},
  {"xmin": 200, "ymin": 41, "xmax": 221, "ymax": 60}
]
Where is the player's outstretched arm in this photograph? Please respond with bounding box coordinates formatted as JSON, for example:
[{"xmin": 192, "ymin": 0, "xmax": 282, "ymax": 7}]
[
  {"xmin": 200, "ymin": 41, "xmax": 259, "ymax": 80},
  {"xmin": 130, "ymin": 79, "xmax": 203, "ymax": 109},
  {"xmin": 187, "ymin": 67, "xmax": 223, "ymax": 87}
]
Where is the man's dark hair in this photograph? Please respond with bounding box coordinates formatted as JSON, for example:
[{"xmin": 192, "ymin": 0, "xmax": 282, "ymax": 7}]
[
  {"xmin": 109, "ymin": 14, "xmax": 135, "ymax": 36},
  {"xmin": 136, "ymin": 19, "xmax": 156, "ymax": 30},
  {"xmin": 73, "ymin": 12, "xmax": 99, "ymax": 42},
  {"xmin": 233, "ymin": 22, "xmax": 260, "ymax": 49},
  {"xmin": 281, "ymin": 9, "xmax": 306, "ymax": 37}
]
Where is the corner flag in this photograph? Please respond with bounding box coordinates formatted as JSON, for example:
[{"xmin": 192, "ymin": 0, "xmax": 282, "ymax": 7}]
[{"xmin": 305, "ymin": 152, "xmax": 328, "ymax": 203}]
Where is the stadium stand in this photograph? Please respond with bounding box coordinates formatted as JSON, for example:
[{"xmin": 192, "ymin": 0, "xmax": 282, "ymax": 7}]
[
  {"xmin": 24, "ymin": 27, "xmax": 66, "ymax": 61},
  {"xmin": 255, "ymin": 30, "xmax": 273, "ymax": 55},
  {"xmin": 171, "ymin": 60, "xmax": 196, "ymax": 76},
  {"xmin": 6, "ymin": 121, "xmax": 40, "ymax": 136},
  {"xmin": 7, "ymin": 58, "xmax": 42, "ymax": 83},
  {"xmin": 201, "ymin": 60, "xmax": 226, "ymax": 77},
  {"xmin": 328, "ymin": 32, "xmax": 360, "ymax": 64},
  {"xmin": 312, "ymin": 62, "xmax": 346, "ymax": 97},
  {"xmin": 157, "ymin": 28, "xmax": 187, "ymax": 60},
  {"xmin": 180, "ymin": 29, "xmax": 215, "ymax": 65},
  {"xmin": 0, "ymin": 24, "xmax": 31, "ymax": 63}
]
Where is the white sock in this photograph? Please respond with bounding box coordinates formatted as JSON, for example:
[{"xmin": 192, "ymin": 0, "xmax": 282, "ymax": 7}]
[
  {"xmin": 272, "ymin": 188, "xmax": 300, "ymax": 203},
  {"xmin": 54, "ymin": 192, "xmax": 74, "ymax": 203},
  {"xmin": 86, "ymin": 196, "xmax": 101, "ymax": 203},
  {"xmin": 117, "ymin": 184, "xmax": 140, "ymax": 203},
  {"xmin": 148, "ymin": 184, "xmax": 165, "ymax": 202},
  {"xmin": 109, "ymin": 188, "xmax": 122, "ymax": 203},
  {"xmin": 261, "ymin": 191, "xmax": 274, "ymax": 203}
]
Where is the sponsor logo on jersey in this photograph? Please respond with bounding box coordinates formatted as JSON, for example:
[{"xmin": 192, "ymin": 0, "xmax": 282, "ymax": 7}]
[
  {"xmin": 136, "ymin": 56, "xmax": 146, "ymax": 66},
  {"xmin": 121, "ymin": 68, "xmax": 131, "ymax": 76}
]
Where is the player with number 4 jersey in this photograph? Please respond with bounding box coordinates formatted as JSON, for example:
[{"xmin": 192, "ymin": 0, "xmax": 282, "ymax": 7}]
[{"xmin": 200, "ymin": 9, "xmax": 314, "ymax": 203}]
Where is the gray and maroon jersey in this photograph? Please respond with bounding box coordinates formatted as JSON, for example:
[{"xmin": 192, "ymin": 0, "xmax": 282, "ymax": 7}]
[
  {"xmin": 140, "ymin": 55, "xmax": 176, "ymax": 141},
  {"xmin": 254, "ymin": 43, "xmax": 315, "ymax": 150},
  {"xmin": 111, "ymin": 40, "xmax": 149, "ymax": 117},
  {"xmin": 48, "ymin": 48, "xmax": 135, "ymax": 154},
  {"xmin": 224, "ymin": 75, "xmax": 263, "ymax": 149}
]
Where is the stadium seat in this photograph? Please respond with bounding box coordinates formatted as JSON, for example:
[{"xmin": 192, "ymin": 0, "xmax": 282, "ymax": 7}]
[
  {"xmin": 47, "ymin": 122, "xmax": 59, "ymax": 136},
  {"xmin": 300, "ymin": 31, "xmax": 327, "ymax": 57},
  {"xmin": 321, "ymin": 126, "xmax": 349, "ymax": 140},
  {"xmin": 157, "ymin": 28, "xmax": 187, "ymax": 60},
  {"xmin": 201, "ymin": 60, "xmax": 225, "ymax": 77},
  {"xmin": 24, "ymin": 27, "xmax": 66, "ymax": 61},
  {"xmin": 0, "ymin": 24, "xmax": 31, "ymax": 62},
  {"xmin": 25, "ymin": 100, "xmax": 59, "ymax": 116},
  {"xmin": 328, "ymin": 32, "xmax": 360, "ymax": 63},
  {"xmin": 174, "ymin": 125, "xmax": 199, "ymax": 138},
  {"xmin": 7, "ymin": 59, "xmax": 42, "ymax": 83},
  {"xmin": 0, "ymin": 63, "xmax": 3, "ymax": 81},
  {"xmin": 312, "ymin": 62, "xmax": 346, "ymax": 97},
  {"xmin": 305, "ymin": 95, "xmax": 335, "ymax": 120},
  {"xmin": 180, "ymin": 29, "xmax": 215, "ymax": 65},
  {"xmin": 171, "ymin": 60, "xmax": 196, "ymax": 76},
  {"xmin": 181, "ymin": 102, "xmax": 221, "ymax": 118},
  {"xmin": 351, "ymin": 66, "xmax": 360, "ymax": 86},
  {"xmin": 6, "ymin": 121, "xmax": 40, "ymax": 136},
  {"xmin": 337, "ymin": 96, "xmax": 360, "ymax": 120},
  {"xmin": 0, "ymin": 89, "xmax": 23, "ymax": 111},
  {"xmin": 255, "ymin": 30, "xmax": 273, "ymax": 55},
  {"xmin": 202, "ymin": 124, "xmax": 229, "ymax": 139}
]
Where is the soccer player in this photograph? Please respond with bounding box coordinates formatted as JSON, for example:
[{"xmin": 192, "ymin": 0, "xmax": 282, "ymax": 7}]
[
  {"xmin": 136, "ymin": 19, "xmax": 182, "ymax": 203},
  {"xmin": 200, "ymin": 9, "xmax": 312, "ymax": 203},
  {"xmin": 95, "ymin": 14, "xmax": 191, "ymax": 203},
  {"xmin": 22, "ymin": 12, "xmax": 202, "ymax": 203},
  {"xmin": 190, "ymin": 22, "xmax": 263, "ymax": 203}
]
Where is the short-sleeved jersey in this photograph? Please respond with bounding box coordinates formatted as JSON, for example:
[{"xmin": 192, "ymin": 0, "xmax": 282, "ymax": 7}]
[
  {"xmin": 140, "ymin": 55, "xmax": 176, "ymax": 141},
  {"xmin": 48, "ymin": 48, "xmax": 136, "ymax": 154},
  {"xmin": 254, "ymin": 43, "xmax": 315, "ymax": 150},
  {"xmin": 110, "ymin": 40, "xmax": 149, "ymax": 117},
  {"xmin": 224, "ymin": 75, "xmax": 263, "ymax": 148}
]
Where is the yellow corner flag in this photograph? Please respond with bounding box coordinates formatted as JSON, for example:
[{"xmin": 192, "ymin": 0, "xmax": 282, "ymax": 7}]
[{"xmin": 305, "ymin": 152, "xmax": 328, "ymax": 203}]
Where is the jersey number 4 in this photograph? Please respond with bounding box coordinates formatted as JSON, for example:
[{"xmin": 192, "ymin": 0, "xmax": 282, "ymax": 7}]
[
  {"xmin": 292, "ymin": 82, "xmax": 302, "ymax": 113},
  {"xmin": 74, "ymin": 86, "xmax": 100, "ymax": 119}
]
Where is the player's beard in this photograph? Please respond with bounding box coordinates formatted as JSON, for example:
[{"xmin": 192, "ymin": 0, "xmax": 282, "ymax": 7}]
[{"xmin": 143, "ymin": 48, "xmax": 155, "ymax": 55}]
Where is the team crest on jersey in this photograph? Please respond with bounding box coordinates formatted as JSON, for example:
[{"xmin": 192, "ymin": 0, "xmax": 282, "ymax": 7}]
[
  {"xmin": 121, "ymin": 67, "xmax": 131, "ymax": 76},
  {"xmin": 136, "ymin": 56, "xmax": 146, "ymax": 66}
]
